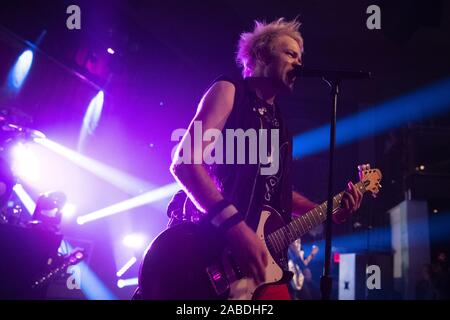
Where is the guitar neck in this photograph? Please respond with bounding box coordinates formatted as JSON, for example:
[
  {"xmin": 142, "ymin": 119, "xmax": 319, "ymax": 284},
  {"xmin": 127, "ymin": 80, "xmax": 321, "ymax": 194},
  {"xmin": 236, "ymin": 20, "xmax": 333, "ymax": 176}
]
[{"xmin": 268, "ymin": 181, "xmax": 367, "ymax": 254}]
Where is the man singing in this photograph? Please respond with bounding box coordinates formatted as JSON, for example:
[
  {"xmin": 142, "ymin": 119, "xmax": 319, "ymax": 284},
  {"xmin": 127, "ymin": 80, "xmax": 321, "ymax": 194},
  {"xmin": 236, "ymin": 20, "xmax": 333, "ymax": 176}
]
[{"xmin": 141, "ymin": 18, "xmax": 363, "ymax": 300}]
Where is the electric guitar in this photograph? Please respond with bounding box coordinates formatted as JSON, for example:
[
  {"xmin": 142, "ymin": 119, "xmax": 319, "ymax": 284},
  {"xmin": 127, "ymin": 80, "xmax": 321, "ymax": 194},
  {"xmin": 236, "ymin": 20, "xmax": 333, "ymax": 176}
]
[{"xmin": 138, "ymin": 164, "xmax": 382, "ymax": 300}]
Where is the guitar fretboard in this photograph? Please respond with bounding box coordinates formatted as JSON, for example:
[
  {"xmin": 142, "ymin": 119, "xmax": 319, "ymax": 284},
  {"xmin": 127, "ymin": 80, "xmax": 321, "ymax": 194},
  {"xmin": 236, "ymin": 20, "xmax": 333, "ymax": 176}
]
[{"xmin": 266, "ymin": 181, "xmax": 367, "ymax": 254}]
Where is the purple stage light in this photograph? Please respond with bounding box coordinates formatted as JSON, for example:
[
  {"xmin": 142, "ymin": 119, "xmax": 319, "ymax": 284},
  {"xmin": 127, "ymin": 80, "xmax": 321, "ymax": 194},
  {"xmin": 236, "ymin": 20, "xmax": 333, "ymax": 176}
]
[
  {"xmin": 76, "ymin": 182, "xmax": 179, "ymax": 225},
  {"xmin": 11, "ymin": 143, "xmax": 40, "ymax": 183},
  {"xmin": 78, "ymin": 90, "xmax": 104, "ymax": 151},
  {"xmin": 12, "ymin": 184, "xmax": 36, "ymax": 215},
  {"xmin": 7, "ymin": 49, "xmax": 34, "ymax": 92},
  {"xmin": 117, "ymin": 277, "xmax": 138, "ymax": 288},
  {"xmin": 107, "ymin": 48, "xmax": 115, "ymax": 55},
  {"xmin": 61, "ymin": 203, "xmax": 77, "ymax": 219},
  {"xmin": 35, "ymin": 137, "xmax": 153, "ymax": 195},
  {"xmin": 116, "ymin": 257, "xmax": 137, "ymax": 277},
  {"xmin": 122, "ymin": 233, "xmax": 147, "ymax": 249}
]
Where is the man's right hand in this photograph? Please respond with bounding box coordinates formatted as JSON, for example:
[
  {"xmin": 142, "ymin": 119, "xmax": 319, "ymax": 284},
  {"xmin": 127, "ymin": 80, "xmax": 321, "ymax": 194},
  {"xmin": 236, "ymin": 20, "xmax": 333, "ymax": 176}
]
[{"xmin": 225, "ymin": 221, "xmax": 268, "ymax": 285}]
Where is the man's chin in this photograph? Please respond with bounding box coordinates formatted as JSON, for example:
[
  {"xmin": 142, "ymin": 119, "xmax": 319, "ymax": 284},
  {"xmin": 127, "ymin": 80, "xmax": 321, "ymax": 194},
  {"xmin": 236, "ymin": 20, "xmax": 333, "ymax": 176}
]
[{"xmin": 273, "ymin": 78, "xmax": 295, "ymax": 94}]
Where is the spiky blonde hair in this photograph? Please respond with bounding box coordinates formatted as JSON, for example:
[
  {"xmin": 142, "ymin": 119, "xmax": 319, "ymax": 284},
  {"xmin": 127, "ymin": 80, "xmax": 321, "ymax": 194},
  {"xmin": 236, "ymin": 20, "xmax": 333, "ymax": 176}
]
[{"xmin": 236, "ymin": 18, "xmax": 303, "ymax": 77}]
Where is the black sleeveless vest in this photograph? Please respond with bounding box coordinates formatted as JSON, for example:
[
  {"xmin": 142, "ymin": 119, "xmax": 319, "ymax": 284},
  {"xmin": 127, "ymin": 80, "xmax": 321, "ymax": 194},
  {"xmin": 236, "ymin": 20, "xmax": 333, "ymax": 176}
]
[{"xmin": 168, "ymin": 76, "xmax": 293, "ymax": 230}]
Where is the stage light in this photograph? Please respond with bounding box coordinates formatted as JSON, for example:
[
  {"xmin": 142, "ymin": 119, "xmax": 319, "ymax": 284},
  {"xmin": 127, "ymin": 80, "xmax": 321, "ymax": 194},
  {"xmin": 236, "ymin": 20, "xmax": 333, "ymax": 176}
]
[
  {"xmin": 61, "ymin": 203, "xmax": 77, "ymax": 218},
  {"xmin": 11, "ymin": 142, "xmax": 40, "ymax": 183},
  {"xmin": 78, "ymin": 90, "xmax": 104, "ymax": 151},
  {"xmin": 32, "ymin": 191, "xmax": 66, "ymax": 230},
  {"xmin": 76, "ymin": 182, "xmax": 179, "ymax": 225},
  {"xmin": 7, "ymin": 49, "xmax": 34, "ymax": 92},
  {"xmin": 116, "ymin": 257, "xmax": 137, "ymax": 277},
  {"xmin": 12, "ymin": 184, "xmax": 36, "ymax": 215},
  {"xmin": 117, "ymin": 277, "xmax": 138, "ymax": 288},
  {"xmin": 107, "ymin": 48, "xmax": 115, "ymax": 55},
  {"xmin": 35, "ymin": 137, "xmax": 153, "ymax": 195},
  {"xmin": 122, "ymin": 233, "xmax": 147, "ymax": 249}
]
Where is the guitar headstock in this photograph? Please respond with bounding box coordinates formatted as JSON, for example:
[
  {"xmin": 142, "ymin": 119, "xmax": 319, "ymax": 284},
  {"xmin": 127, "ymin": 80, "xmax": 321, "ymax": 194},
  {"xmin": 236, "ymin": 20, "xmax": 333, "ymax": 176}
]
[{"xmin": 358, "ymin": 164, "xmax": 382, "ymax": 198}]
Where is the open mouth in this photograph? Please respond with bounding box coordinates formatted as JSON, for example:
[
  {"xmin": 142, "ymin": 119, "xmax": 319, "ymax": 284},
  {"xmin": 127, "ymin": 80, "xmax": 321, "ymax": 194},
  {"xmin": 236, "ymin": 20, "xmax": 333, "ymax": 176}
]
[
  {"xmin": 287, "ymin": 74, "xmax": 296, "ymax": 84},
  {"xmin": 286, "ymin": 70, "xmax": 296, "ymax": 83}
]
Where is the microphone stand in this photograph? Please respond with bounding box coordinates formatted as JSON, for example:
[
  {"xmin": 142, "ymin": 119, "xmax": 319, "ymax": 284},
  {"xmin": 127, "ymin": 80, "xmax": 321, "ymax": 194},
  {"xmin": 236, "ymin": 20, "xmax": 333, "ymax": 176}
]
[
  {"xmin": 320, "ymin": 75, "xmax": 339, "ymax": 301},
  {"xmin": 295, "ymin": 67, "xmax": 370, "ymax": 300}
]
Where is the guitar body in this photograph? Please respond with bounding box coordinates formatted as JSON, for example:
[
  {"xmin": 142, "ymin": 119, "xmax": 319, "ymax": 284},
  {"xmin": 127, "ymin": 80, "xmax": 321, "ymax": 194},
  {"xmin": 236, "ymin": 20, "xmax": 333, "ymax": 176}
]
[{"xmin": 139, "ymin": 206, "xmax": 289, "ymax": 300}]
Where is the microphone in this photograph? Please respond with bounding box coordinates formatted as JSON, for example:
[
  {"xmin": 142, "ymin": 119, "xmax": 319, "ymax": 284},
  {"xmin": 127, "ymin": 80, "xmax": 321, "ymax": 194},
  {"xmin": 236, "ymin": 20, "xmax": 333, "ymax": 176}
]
[{"xmin": 292, "ymin": 65, "xmax": 371, "ymax": 80}]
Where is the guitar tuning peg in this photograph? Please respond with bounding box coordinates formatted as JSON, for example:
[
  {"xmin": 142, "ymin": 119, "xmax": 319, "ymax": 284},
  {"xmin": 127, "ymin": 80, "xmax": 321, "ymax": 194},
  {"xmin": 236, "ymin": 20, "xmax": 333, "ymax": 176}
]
[{"xmin": 366, "ymin": 163, "xmax": 371, "ymax": 169}]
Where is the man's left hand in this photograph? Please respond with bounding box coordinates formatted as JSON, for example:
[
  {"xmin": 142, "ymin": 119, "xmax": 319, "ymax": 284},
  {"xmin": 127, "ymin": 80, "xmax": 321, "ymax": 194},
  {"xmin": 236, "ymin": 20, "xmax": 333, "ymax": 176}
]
[{"xmin": 333, "ymin": 181, "xmax": 363, "ymax": 223}]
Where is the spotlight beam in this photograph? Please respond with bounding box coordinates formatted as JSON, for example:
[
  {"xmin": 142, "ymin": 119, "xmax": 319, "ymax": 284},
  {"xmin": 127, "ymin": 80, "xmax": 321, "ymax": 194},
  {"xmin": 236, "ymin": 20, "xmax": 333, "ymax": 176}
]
[
  {"xmin": 77, "ymin": 182, "xmax": 179, "ymax": 225},
  {"xmin": 7, "ymin": 49, "xmax": 34, "ymax": 92},
  {"xmin": 63, "ymin": 242, "xmax": 117, "ymax": 300},
  {"xmin": 117, "ymin": 277, "xmax": 138, "ymax": 288},
  {"xmin": 116, "ymin": 257, "xmax": 137, "ymax": 277},
  {"xmin": 35, "ymin": 138, "xmax": 153, "ymax": 195},
  {"xmin": 78, "ymin": 91, "xmax": 104, "ymax": 152},
  {"xmin": 12, "ymin": 184, "xmax": 36, "ymax": 215},
  {"xmin": 293, "ymin": 77, "xmax": 450, "ymax": 159}
]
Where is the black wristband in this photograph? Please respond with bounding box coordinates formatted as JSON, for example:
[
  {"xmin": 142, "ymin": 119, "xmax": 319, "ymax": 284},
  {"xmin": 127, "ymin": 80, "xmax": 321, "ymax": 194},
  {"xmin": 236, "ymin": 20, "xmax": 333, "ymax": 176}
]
[
  {"xmin": 206, "ymin": 199, "xmax": 232, "ymax": 221},
  {"xmin": 218, "ymin": 211, "xmax": 245, "ymax": 232}
]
